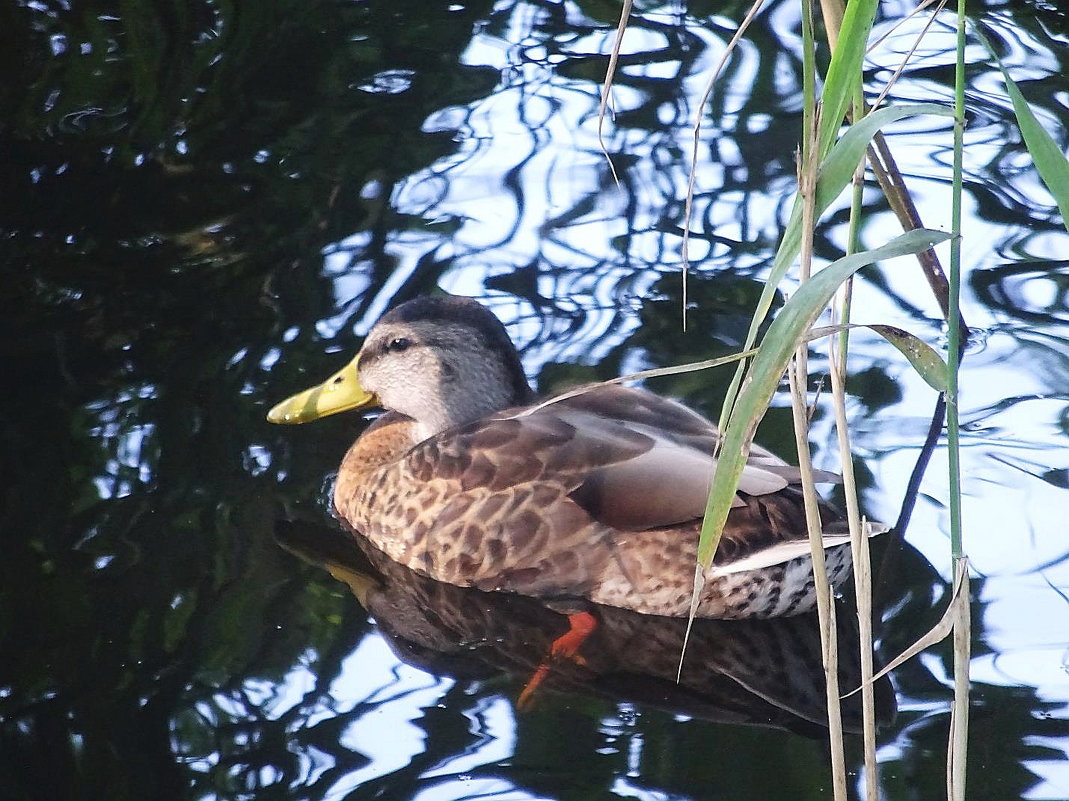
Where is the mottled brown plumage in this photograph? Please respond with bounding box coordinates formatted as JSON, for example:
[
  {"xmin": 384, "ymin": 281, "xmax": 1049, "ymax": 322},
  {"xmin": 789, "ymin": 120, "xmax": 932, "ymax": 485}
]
[{"xmin": 269, "ymin": 295, "xmax": 882, "ymax": 618}]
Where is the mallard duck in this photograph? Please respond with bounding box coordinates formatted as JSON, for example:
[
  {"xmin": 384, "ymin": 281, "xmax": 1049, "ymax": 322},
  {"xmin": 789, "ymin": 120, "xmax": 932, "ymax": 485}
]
[{"xmin": 268, "ymin": 295, "xmax": 877, "ymax": 619}]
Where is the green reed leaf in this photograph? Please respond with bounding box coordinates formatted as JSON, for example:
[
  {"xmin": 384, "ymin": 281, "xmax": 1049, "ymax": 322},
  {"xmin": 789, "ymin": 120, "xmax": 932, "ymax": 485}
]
[
  {"xmin": 868, "ymin": 324, "xmax": 949, "ymax": 392},
  {"xmin": 698, "ymin": 228, "xmax": 954, "ymax": 567},
  {"xmin": 721, "ymin": 102, "xmax": 950, "ymax": 431},
  {"xmin": 817, "ymin": 103, "xmax": 954, "ymax": 211},
  {"xmin": 810, "ymin": 323, "xmax": 949, "ymax": 392},
  {"xmin": 974, "ymin": 26, "xmax": 1069, "ymax": 230},
  {"xmin": 1000, "ymin": 74, "xmax": 1069, "ymax": 230},
  {"xmin": 818, "ymin": 0, "xmax": 878, "ymax": 155}
]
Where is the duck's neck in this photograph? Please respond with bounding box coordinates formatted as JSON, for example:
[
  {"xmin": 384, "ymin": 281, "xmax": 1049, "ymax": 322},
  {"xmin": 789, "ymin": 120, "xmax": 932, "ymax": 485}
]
[{"xmin": 408, "ymin": 359, "xmax": 533, "ymax": 442}]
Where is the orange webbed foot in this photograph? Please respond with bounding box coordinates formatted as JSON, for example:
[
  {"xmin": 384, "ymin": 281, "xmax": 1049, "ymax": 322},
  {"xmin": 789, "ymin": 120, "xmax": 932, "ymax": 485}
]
[{"xmin": 517, "ymin": 611, "xmax": 598, "ymax": 709}]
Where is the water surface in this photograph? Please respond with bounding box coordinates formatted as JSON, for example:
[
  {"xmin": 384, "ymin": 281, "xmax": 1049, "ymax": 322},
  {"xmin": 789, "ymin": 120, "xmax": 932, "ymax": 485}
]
[{"xmin": 1, "ymin": 1, "xmax": 1067, "ymax": 799}]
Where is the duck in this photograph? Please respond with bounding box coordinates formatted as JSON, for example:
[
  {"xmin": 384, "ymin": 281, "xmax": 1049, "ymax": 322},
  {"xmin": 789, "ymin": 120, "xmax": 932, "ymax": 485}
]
[{"xmin": 268, "ymin": 294, "xmax": 878, "ymax": 620}]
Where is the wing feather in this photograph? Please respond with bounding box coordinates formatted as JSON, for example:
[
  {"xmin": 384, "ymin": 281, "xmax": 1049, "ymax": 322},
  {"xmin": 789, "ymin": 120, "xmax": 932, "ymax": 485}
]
[{"xmin": 416, "ymin": 384, "xmax": 841, "ymax": 533}]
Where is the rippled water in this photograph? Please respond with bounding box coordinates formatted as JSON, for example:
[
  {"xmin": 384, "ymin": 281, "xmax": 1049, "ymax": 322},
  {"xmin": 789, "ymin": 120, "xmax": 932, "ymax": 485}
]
[{"xmin": 1, "ymin": 0, "xmax": 1067, "ymax": 799}]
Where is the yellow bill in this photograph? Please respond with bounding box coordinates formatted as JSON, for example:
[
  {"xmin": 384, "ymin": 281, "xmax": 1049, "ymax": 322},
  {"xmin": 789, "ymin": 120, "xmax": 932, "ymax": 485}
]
[{"xmin": 266, "ymin": 356, "xmax": 378, "ymax": 424}]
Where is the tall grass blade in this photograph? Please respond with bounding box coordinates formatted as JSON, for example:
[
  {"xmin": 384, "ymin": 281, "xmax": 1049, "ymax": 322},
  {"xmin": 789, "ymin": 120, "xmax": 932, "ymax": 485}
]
[
  {"xmin": 817, "ymin": 0, "xmax": 878, "ymax": 154},
  {"xmin": 787, "ymin": 358, "xmax": 847, "ymax": 800},
  {"xmin": 811, "ymin": 323, "xmax": 949, "ymax": 392},
  {"xmin": 817, "ymin": 104, "xmax": 953, "ymax": 210},
  {"xmin": 974, "ymin": 27, "xmax": 1069, "ymax": 229},
  {"xmin": 696, "ymin": 228, "xmax": 953, "ymax": 566},
  {"xmin": 596, "ymin": 0, "xmax": 633, "ymax": 186},
  {"xmin": 949, "ymin": 557, "xmax": 972, "ymax": 800},
  {"xmin": 719, "ymin": 104, "xmax": 950, "ymax": 430},
  {"xmin": 681, "ymin": 0, "xmax": 766, "ymax": 328}
]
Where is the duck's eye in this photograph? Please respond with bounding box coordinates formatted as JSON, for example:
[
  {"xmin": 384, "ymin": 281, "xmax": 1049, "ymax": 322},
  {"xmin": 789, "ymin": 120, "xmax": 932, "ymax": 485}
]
[{"xmin": 387, "ymin": 337, "xmax": 412, "ymax": 353}]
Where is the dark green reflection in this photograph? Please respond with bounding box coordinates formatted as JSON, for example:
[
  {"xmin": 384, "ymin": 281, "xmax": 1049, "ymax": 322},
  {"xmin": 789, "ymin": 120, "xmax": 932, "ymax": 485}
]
[{"xmin": 1, "ymin": 0, "xmax": 493, "ymax": 798}]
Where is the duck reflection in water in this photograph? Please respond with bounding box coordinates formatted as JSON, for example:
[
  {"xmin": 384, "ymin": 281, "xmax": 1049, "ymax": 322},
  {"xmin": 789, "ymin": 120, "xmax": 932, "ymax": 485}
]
[
  {"xmin": 278, "ymin": 521, "xmax": 896, "ymax": 734},
  {"xmin": 267, "ymin": 295, "xmax": 886, "ymax": 623}
]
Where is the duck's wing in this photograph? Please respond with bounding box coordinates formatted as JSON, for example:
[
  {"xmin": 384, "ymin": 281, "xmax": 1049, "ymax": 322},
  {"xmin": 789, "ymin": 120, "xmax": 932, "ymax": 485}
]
[
  {"xmin": 410, "ymin": 384, "xmax": 839, "ymax": 533},
  {"xmin": 542, "ymin": 385, "xmax": 843, "ymax": 529}
]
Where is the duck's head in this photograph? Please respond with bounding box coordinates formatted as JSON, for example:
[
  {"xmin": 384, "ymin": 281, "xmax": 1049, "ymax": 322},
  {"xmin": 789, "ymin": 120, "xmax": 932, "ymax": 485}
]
[{"xmin": 267, "ymin": 295, "xmax": 533, "ymax": 440}]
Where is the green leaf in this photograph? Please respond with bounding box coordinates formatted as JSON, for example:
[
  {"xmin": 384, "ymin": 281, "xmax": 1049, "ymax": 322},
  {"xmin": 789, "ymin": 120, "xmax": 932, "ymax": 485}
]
[
  {"xmin": 976, "ymin": 26, "xmax": 1069, "ymax": 231},
  {"xmin": 720, "ymin": 103, "xmax": 950, "ymax": 431},
  {"xmin": 867, "ymin": 324, "xmax": 949, "ymax": 392},
  {"xmin": 816, "ymin": 104, "xmax": 954, "ymax": 211},
  {"xmin": 715, "ymin": 0, "xmax": 882, "ymax": 434},
  {"xmin": 809, "ymin": 323, "xmax": 950, "ymax": 392},
  {"xmin": 1000, "ymin": 77, "xmax": 1069, "ymax": 230},
  {"xmin": 818, "ymin": 0, "xmax": 878, "ymax": 156},
  {"xmin": 697, "ymin": 228, "xmax": 954, "ymax": 567}
]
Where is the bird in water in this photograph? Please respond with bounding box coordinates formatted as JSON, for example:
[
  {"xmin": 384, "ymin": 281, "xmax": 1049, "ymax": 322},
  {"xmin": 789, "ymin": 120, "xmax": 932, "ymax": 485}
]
[{"xmin": 268, "ymin": 295, "xmax": 880, "ymax": 620}]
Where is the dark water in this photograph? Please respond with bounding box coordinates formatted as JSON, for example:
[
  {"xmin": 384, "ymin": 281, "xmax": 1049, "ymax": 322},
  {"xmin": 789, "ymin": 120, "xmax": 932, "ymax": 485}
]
[{"xmin": 2, "ymin": 1, "xmax": 1067, "ymax": 799}]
